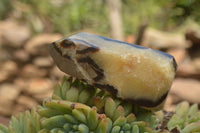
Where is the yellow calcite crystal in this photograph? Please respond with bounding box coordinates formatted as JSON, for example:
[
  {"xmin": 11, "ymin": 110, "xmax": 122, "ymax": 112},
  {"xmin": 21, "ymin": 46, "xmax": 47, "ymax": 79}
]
[{"xmin": 48, "ymin": 32, "xmax": 177, "ymax": 108}]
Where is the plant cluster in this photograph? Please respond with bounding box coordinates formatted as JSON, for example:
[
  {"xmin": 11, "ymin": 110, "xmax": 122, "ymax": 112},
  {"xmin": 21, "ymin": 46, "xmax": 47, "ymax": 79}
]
[{"xmin": 0, "ymin": 76, "xmax": 200, "ymax": 133}]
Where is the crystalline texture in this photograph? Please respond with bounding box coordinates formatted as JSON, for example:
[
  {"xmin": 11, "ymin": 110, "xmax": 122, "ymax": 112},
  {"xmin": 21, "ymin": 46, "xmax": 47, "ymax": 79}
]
[{"xmin": 48, "ymin": 32, "xmax": 177, "ymax": 108}]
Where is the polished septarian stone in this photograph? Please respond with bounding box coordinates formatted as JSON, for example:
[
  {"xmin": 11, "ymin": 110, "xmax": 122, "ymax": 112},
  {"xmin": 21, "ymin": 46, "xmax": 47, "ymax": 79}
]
[{"xmin": 48, "ymin": 32, "xmax": 177, "ymax": 109}]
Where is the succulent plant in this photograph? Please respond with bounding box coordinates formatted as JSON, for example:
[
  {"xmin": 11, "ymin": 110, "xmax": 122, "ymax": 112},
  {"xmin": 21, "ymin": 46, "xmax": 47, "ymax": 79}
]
[
  {"xmin": 0, "ymin": 108, "xmax": 40, "ymax": 133},
  {"xmin": 167, "ymin": 101, "xmax": 200, "ymax": 132},
  {"xmin": 0, "ymin": 76, "xmax": 200, "ymax": 133},
  {"xmin": 37, "ymin": 99, "xmax": 155, "ymax": 133}
]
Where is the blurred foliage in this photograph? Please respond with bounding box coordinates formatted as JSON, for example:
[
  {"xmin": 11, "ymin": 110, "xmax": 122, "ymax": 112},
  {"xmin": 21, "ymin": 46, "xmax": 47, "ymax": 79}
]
[
  {"xmin": 122, "ymin": 0, "xmax": 200, "ymax": 34},
  {"xmin": 0, "ymin": 0, "xmax": 199, "ymax": 36},
  {"xmin": 0, "ymin": 0, "xmax": 12, "ymax": 19}
]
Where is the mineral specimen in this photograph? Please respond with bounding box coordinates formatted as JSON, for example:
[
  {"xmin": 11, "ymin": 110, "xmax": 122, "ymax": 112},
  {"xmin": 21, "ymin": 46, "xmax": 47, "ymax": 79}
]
[{"xmin": 48, "ymin": 32, "xmax": 177, "ymax": 108}]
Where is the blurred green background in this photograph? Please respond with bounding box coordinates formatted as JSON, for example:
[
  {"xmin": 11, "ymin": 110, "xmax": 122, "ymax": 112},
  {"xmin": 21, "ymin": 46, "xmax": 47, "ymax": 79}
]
[{"xmin": 1, "ymin": 0, "xmax": 200, "ymax": 36}]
